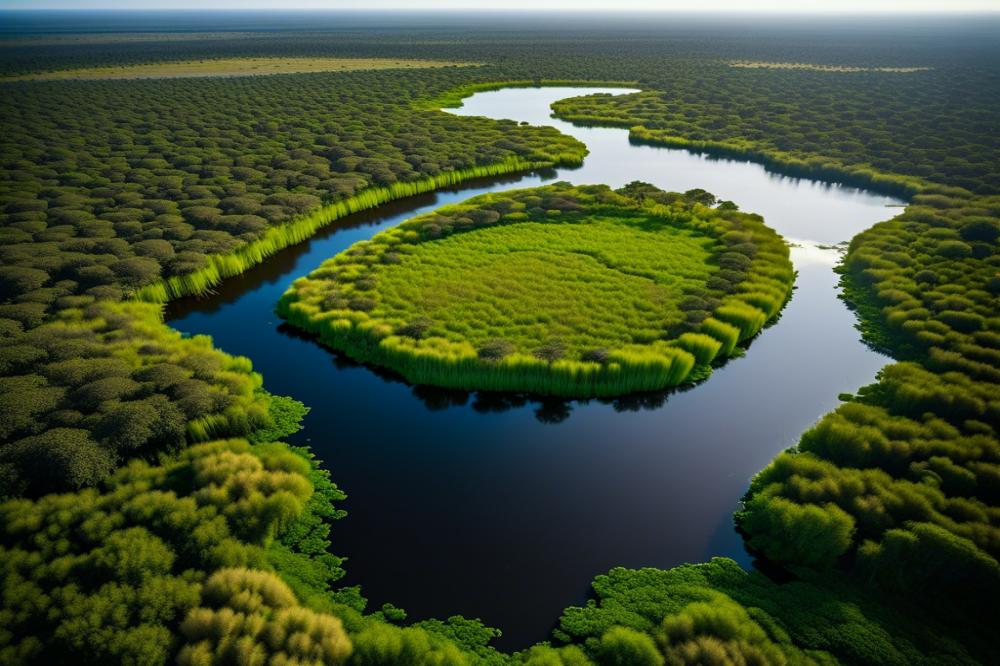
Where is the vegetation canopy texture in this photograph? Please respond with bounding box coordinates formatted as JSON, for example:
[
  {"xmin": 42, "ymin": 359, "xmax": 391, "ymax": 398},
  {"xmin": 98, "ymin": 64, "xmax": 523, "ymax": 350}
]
[
  {"xmin": 0, "ymin": 17, "xmax": 998, "ymax": 666},
  {"xmin": 277, "ymin": 183, "xmax": 793, "ymax": 397}
]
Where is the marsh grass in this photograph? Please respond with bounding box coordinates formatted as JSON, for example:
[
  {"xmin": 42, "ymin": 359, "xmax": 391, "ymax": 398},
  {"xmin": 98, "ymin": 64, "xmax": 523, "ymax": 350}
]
[
  {"xmin": 278, "ymin": 183, "xmax": 794, "ymax": 397},
  {"xmin": 134, "ymin": 158, "xmax": 575, "ymax": 303}
]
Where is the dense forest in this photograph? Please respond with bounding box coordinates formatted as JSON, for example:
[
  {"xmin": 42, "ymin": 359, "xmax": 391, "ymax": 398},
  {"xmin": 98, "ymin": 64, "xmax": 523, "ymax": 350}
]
[
  {"xmin": 0, "ymin": 68, "xmax": 584, "ymax": 310},
  {"xmin": 1, "ymin": 13, "xmax": 998, "ymax": 665},
  {"xmin": 278, "ymin": 183, "xmax": 793, "ymax": 396}
]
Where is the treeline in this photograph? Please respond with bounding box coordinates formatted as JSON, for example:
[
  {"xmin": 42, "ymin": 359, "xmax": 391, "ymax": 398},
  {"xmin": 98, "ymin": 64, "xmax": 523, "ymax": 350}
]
[
  {"xmin": 551, "ymin": 68, "xmax": 999, "ymax": 195},
  {"xmin": 277, "ymin": 183, "xmax": 793, "ymax": 397}
]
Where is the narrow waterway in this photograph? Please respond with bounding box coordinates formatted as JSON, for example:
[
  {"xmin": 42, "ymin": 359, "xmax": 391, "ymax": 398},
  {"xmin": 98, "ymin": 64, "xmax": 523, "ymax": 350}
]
[{"xmin": 167, "ymin": 87, "xmax": 901, "ymax": 649}]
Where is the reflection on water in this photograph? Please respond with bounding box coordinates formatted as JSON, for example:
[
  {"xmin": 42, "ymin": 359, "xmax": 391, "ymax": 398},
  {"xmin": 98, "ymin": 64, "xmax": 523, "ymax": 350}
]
[
  {"xmin": 273, "ymin": 317, "xmax": 698, "ymax": 424},
  {"xmin": 168, "ymin": 87, "xmax": 902, "ymax": 650}
]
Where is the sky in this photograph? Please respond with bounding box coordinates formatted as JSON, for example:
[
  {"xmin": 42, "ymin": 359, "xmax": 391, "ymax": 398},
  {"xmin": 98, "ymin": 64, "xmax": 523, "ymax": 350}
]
[{"xmin": 1, "ymin": 0, "xmax": 996, "ymax": 11}]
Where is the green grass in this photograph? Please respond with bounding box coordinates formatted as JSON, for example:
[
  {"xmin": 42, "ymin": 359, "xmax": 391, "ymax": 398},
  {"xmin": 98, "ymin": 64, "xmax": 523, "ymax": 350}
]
[{"xmin": 277, "ymin": 183, "xmax": 794, "ymax": 397}]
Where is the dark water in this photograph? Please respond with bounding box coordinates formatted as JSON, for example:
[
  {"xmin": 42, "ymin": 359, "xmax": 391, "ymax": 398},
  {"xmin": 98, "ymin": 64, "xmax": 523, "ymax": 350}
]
[{"xmin": 167, "ymin": 87, "xmax": 901, "ymax": 650}]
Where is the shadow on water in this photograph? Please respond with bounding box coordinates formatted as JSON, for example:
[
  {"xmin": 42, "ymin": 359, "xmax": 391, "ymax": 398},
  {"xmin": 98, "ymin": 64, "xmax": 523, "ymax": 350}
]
[{"xmin": 275, "ymin": 320, "xmax": 769, "ymax": 424}]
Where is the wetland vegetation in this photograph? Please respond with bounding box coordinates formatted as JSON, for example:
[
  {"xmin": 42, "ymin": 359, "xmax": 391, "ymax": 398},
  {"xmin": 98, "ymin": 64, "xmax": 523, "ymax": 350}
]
[
  {"xmin": 277, "ymin": 183, "xmax": 792, "ymax": 396},
  {"xmin": 0, "ymin": 10, "xmax": 998, "ymax": 666}
]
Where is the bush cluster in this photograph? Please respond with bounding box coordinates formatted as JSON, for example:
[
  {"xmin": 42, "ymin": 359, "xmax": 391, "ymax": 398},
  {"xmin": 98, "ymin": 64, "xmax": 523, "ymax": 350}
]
[
  {"xmin": 549, "ymin": 558, "xmax": 980, "ymax": 665},
  {"xmin": 0, "ymin": 439, "xmax": 351, "ymax": 665},
  {"xmin": 0, "ymin": 300, "xmax": 298, "ymax": 496}
]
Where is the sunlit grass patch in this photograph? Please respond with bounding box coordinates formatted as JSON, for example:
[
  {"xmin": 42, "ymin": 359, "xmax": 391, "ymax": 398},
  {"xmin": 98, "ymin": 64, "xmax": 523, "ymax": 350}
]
[
  {"xmin": 729, "ymin": 61, "xmax": 931, "ymax": 73},
  {"xmin": 5, "ymin": 57, "xmax": 477, "ymax": 81},
  {"xmin": 278, "ymin": 183, "xmax": 794, "ymax": 397}
]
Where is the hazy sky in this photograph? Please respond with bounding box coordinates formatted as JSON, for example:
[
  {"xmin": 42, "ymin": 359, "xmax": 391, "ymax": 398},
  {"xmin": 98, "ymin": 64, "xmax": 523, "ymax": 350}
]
[{"xmin": 1, "ymin": 0, "xmax": 996, "ymax": 11}]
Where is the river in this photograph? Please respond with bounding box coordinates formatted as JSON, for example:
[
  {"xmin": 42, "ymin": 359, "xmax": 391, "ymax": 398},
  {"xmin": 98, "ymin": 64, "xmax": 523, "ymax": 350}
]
[{"xmin": 167, "ymin": 86, "xmax": 901, "ymax": 649}]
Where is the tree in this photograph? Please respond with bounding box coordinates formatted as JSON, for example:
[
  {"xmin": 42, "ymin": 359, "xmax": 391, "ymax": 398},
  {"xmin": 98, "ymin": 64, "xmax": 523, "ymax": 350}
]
[{"xmin": 1, "ymin": 428, "xmax": 116, "ymax": 493}]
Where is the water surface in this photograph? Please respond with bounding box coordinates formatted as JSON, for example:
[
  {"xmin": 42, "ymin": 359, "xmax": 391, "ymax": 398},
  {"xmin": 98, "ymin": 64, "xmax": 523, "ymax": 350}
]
[{"xmin": 168, "ymin": 87, "xmax": 901, "ymax": 649}]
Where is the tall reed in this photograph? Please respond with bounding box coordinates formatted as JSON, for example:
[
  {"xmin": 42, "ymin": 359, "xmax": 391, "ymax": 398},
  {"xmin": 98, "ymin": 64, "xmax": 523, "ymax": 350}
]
[
  {"xmin": 277, "ymin": 296, "xmax": 697, "ymax": 397},
  {"xmin": 133, "ymin": 158, "xmax": 575, "ymax": 303}
]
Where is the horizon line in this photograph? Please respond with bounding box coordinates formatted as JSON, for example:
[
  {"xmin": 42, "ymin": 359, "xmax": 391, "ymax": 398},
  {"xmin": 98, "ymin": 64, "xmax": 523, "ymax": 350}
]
[{"xmin": 3, "ymin": 7, "xmax": 998, "ymax": 13}]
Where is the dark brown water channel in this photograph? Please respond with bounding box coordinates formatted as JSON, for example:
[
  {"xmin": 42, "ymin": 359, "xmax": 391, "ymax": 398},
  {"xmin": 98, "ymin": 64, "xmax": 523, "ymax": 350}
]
[{"xmin": 167, "ymin": 87, "xmax": 902, "ymax": 650}]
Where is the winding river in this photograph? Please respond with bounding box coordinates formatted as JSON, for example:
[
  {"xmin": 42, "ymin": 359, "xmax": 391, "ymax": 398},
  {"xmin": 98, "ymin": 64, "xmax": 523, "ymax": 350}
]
[{"xmin": 167, "ymin": 87, "xmax": 902, "ymax": 649}]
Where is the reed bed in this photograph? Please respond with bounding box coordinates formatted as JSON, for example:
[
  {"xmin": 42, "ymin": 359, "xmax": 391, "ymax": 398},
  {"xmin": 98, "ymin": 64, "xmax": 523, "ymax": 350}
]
[
  {"xmin": 278, "ymin": 183, "xmax": 794, "ymax": 397},
  {"xmin": 133, "ymin": 157, "xmax": 577, "ymax": 303}
]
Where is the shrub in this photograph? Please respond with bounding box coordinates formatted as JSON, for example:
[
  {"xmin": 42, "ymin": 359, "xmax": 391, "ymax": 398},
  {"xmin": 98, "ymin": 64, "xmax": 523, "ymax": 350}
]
[
  {"xmin": 595, "ymin": 627, "xmax": 663, "ymax": 666},
  {"xmin": 478, "ymin": 339, "xmax": 515, "ymax": 361},
  {"xmin": 534, "ymin": 339, "xmax": 568, "ymax": 363},
  {"xmin": 739, "ymin": 494, "xmax": 855, "ymax": 569}
]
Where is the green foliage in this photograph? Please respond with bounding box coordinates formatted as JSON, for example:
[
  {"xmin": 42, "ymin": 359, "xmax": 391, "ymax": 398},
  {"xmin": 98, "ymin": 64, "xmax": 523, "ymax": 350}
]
[
  {"xmin": 415, "ymin": 615, "xmax": 507, "ymax": 664},
  {"xmin": 739, "ymin": 494, "xmax": 855, "ymax": 569},
  {"xmin": 0, "ymin": 68, "xmax": 585, "ymax": 310},
  {"xmin": 1, "ymin": 17, "xmax": 998, "ymax": 666},
  {"xmin": 269, "ymin": 446, "xmax": 349, "ymax": 608},
  {"xmin": 247, "ymin": 394, "xmax": 309, "ymax": 444},
  {"xmin": 841, "ymin": 193, "xmax": 1000, "ymax": 374},
  {"xmin": 278, "ymin": 183, "xmax": 792, "ymax": 397},
  {"xmin": 657, "ymin": 595, "xmax": 819, "ymax": 666},
  {"xmin": 595, "ymin": 627, "xmax": 662, "ymax": 666},
  {"xmin": 0, "ymin": 438, "xmax": 350, "ymax": 665},
  {"xmin": 350, "ymin": 623, "xmax": 471, "ymax": 666},
  {"xmin": 857, "ymin": 522, "xmax": 1000, "ymax": 614},
  {"xmin": 0, "ymin": 300, "xmax": 276, "ymax": 495},
  {"xmin": 552, "ymin": 558, "xmax": 978, "ymax": 665},
  {"xmin": 177, "ymin": 568, "xmax": 353, "ymax": 666}
]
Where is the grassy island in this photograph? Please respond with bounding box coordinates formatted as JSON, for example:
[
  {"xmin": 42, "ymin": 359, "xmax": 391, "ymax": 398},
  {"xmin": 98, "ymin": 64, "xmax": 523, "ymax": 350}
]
[{"xmin": 277, "ymin": 183, "xmax": 794, "ymax": 397}]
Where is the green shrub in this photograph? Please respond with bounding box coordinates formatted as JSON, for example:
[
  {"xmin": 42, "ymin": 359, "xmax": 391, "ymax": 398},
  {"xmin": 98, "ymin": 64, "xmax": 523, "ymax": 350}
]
[{"xmin": 595, "ymin": 627, "xmax": 663, "ymax": 666}]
